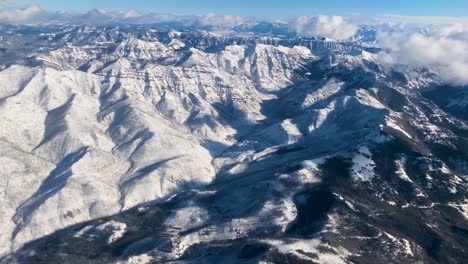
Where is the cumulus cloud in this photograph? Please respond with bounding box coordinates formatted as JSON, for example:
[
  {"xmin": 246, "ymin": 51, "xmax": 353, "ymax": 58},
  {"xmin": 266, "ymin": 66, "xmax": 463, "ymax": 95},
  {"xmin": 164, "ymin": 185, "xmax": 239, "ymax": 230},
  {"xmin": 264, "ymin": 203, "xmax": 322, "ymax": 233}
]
[
  {"xmin": 186, "ymin": 13, "xmax": 244, "ymax": 29},
  {"xmin": 0, "ymin": 5, "xmax": 172, "ymax": 25},
  {"xmin": 0, "ymin": 5, "xmax": 245, "ymax": 29},
  {"xmin": 292, "ymin": 15, "xmax": 358, "ymax": 39},
  {"xmin": 377, "ymin": 24, "xmax": 468, "ymax": 85},
  {"xmin": 0, "ymin": 4, "xmax": 45, "ymax": 24}
]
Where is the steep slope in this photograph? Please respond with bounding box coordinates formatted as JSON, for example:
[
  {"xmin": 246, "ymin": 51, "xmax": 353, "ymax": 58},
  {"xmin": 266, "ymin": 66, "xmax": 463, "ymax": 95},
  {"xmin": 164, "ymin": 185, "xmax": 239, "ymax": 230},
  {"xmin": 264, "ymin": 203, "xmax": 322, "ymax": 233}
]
[
  {"xmin": 0, "ymin": 25, "xmax": 318, "ymax": 256},
  {"xmin": 0, "ymin": 25, "xmax": 467, "ymax": 263}
]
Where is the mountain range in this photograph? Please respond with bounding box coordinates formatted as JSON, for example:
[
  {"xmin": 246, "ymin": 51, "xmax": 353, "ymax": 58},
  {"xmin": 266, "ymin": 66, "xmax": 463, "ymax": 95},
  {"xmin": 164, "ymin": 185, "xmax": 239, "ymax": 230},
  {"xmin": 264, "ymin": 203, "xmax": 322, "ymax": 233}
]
[{"xmin": 0, "ymin": 23, "xmax": 467, "ymax": 263}]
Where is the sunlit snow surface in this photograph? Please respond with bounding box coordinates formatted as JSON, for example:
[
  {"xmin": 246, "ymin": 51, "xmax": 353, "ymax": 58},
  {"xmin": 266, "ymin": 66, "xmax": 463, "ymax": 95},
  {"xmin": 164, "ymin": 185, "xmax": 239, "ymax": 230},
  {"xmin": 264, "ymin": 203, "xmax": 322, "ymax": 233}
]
[{"xmin": 0, "ymin": 24, "xmax": 467, "ymax": 263}]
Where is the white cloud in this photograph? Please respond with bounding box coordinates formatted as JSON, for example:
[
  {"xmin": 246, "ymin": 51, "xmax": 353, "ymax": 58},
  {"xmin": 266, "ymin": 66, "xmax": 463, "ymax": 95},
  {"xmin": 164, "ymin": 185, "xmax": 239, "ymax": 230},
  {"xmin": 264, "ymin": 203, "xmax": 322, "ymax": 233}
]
[
  {"xmin": 0, "ymin": 5, "xmax": 245, "ymax": 28},
  {"xmin": 381, "ymin": 15, "xmax": 468, "ymax": 27},
  {"xmin": 377, "ymin": 24, "xmax": 468, "ymax": 85},
  {"xmin": 187, "ymin": 13, "xmax": 244, "ymax": 28},
  {"xmin": 0, "ymin": 5, "xmax": 175, "ymax": 25},
  {"xmin": 0, "ymin": 4, "xmax": 45, "ymax": 24},
  {"xmin": 292, "ymin": 15, "xmax": 358, "ymax": 39}
]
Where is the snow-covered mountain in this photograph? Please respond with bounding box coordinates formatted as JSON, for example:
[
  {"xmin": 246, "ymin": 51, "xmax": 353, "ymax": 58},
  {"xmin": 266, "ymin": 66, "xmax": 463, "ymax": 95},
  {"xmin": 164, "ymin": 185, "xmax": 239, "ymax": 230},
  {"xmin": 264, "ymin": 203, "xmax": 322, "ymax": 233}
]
[{"xmin": 0, "ymin": 24, "xmax": 467, "ymax": 263}]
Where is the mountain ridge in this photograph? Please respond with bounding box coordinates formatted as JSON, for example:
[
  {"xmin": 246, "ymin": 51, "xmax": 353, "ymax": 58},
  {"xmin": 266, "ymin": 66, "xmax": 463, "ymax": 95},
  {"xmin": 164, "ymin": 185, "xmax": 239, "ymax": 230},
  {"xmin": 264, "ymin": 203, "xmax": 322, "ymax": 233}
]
[{"xmin": 0, "ymin": 24, "xmax": 467, "ymax": 263}]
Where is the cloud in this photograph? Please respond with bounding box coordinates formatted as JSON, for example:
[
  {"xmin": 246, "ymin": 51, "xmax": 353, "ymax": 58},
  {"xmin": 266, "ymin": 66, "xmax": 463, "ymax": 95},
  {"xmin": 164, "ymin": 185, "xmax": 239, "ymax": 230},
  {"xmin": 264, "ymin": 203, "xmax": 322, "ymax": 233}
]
[
  {"xmin": 380, "ymin": 15, "xmax": 468, "ymax": 27},
  {"xmin": 0, "ymin": 5, "xmax": 245, "ymax": 28},
  {"xmin": 0, "ymin": 4, "xmax": 45, "ymax": 24},
  {"xmin": 292, "ymin": 15, "xmax": 358, "ymax": 39},
  {"xmin": 186, "ymin": 13, "xmax": 244, "ymax": 29},
  {"xmin": 0, "ymin": 5, "xmax": 175, "ymax": 25},
  {"xmin": 377, "ymin": 24, "xmax": 468, "ymax": 85}
]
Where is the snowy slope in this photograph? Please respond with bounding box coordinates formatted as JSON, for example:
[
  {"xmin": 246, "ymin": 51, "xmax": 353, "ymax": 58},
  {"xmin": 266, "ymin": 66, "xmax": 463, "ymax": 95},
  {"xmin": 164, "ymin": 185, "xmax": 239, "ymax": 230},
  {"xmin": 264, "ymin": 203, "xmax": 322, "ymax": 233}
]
[{"xmin": 0, "ymin": 25, "xmax": 467, "ymax": 263}]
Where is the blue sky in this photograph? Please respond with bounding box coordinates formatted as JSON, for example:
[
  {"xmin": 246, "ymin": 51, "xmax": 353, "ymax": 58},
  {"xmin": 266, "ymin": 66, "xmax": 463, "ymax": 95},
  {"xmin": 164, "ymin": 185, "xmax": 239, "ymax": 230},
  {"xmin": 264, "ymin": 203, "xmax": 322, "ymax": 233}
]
[{"xmin": 12, "ymin": 0, "xmax": 468, "ymax": 19}]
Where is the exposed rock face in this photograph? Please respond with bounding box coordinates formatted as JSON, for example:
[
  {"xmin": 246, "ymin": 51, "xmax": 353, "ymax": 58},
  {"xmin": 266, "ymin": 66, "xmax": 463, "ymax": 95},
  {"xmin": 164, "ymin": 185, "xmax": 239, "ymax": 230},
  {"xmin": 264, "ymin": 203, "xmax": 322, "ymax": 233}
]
[{"xmin": 0, "ymin": 24, "xmax": 467, "ymax": 263}]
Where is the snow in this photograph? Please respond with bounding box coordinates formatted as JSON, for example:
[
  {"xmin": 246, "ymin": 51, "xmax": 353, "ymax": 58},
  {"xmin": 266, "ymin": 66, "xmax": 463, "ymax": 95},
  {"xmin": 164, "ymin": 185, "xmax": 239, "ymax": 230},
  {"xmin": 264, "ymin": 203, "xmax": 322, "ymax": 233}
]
[
  {"xmin": 293, "ymin": 158, "xmax": 326, "ymax": 184},
  {"xmin": 301, "ymin": 79, "xmax": 343, "ymax": 109},
  {"xmin": 395, "ymin": 157, "xmax": 414, "ymax": 183},
  {"xmin": 335, "ymin": 194, "xmax": 359, "ymax": 211},
  {"xmin": 440, "ymin": 165, "xmax": 451, "ymax": 174},
  {"xmin": 161, "ymin": 195, "xmax": 300, "ymax": 259},
  {"xmin": 164, "ymin": 206, "xmax": 209, "ymax": 232},
  {"xmin": 402, "ymin": 238, "xmax": 414, "ymax": 257},
  {"xmin": 263, "ymin": 238, "xmax": 350, "ymax": 264},
  {"xmin": 360, "ymin": 50, "xmax": 375, "ymax": 61},
  {"xmin": 277, "ymin": 199, "xmax": 297, "ymax": 231},
  {"xmin": 0, "ymin": 24, "xmax": 464, "ymax": 261},
  {"xmin": 351, "ymin": 145, "xmax": 376, "ymax": 182},
  {"xmin": 96, "ymin": 221, "xmax": 127, "ymax": 244},
  {"xmin": 386, "ymin": 117, "xmax": 413, "ymax": 139},
  {"xmin": 356, "ymin": 89, "xmax": 386, "ymax": 109},
  {"xmin": 73, "ymin": 225, "xmax": 94, "ymax": 238},
  {"xmin": 448, "ymin": 200, "xmax": 468, "ymax": 221},
  {"xmin": 280, "ymin": 119, "xmax": 303, "ymax": 144},
  {"xmin": 0, "ymin": 56, "xmax": 234, "ymax": 253},
  {"xmin": 0, "ymin": 142, "xmax": 55, "ymax": 255},
  {"xmin": 382, "ymin": 231, "xmax": 414, "ymax": 257},
  {"xmin": 123, "ymin": 253, "xmax": 153, "ymax": 264}
]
